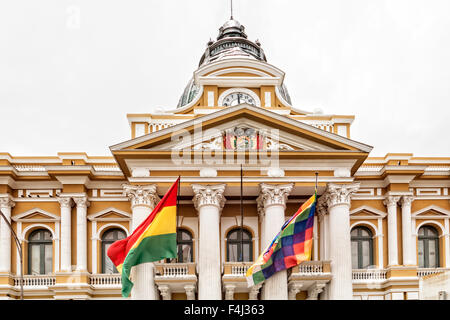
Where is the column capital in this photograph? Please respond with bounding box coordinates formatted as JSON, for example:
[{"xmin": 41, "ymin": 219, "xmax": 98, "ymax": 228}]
[
  {"xmin": 192, "ymin": 184, "xmax": 226, "ymax": 211},
  {"xmin": 256, "ymin": 183, "xmax": 294, "ymax": 210},
  {"xmin": 400, "ymin": 195, "xmax": 415, "ymax": 207},
  {"xmin": 383, "ymin": 195, "xmax": 400, "ymax": 207},
  {"xmin": 322, "ymin": 183, "xmax": 360, "ymax": 209},
  {"xmin": 0, "ymin": 194, "xmax": 15, "ymax": 209},
  {"xmin": 57, "ymin": 196, "xmax": 74, "ymax": 208},
  {"xmin": 123, "ymin": 184, "xmax": 159, "ymax": 209},
  {"xmin": 73, "ymin": 196, "xmax": 90, "ymax": 208}
]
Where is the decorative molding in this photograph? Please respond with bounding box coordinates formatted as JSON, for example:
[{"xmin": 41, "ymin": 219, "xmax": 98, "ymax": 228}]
[
  {"xmin": 412, "ymin": 205, "xmax": 450, "ymax": 218},
  {"xmin": 12, "ymin": 208, "xmax": 60, "ymax": 222},
  {"xmin": 122, "ymin": 184, "xmax": 159, "ymax": 209},
  {"xmin": 192, "ymin": 184, "xmax": 226, "ymax": 210},
  {"xmin": 87, "ymin": 207, "xmax": 132, "ymax": 221},
  {"xmin": 349, "ymin": 205, "xmax": 387, "ymax": 219}
]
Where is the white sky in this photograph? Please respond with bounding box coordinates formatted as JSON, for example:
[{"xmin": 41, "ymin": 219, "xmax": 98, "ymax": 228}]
[{"xmin": 0, "ymin": 0, "xmax": 449, "ymax": 157}]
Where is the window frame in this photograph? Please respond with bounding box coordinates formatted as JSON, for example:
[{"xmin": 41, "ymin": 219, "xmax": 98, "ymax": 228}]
[
  {"xmin": 226, "ymin": 228, "xmax": 253, "ymax": 262},
  {"xmin": 27, "ymin": 229, "xmax": 53, "ymax": 275},
  {"xmin": 351, "ymin": 226, "xmax": 374, "ymax": 269},
  {"xmin": 418, "ymin": 225, "xmax": 440, "ymax": 268},
  {"xmin": 101, "ymin": 228, "xmax": 126, "ymax": 274}
]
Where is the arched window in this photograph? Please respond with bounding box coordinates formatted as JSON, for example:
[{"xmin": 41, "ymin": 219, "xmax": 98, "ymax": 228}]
[
  {"xmin": 226, "ymin": 228, "xmax": 253, "ymax": 262},
  {"xmin": 102, "ymin": 228, "xmax": 126, "ymax": 273},
  {"xmin": 28, "ymin": 229, "xmax": 53, "ymax": 275},
  {"xmin": 351, "ymin": 226, "xmax": 373, "ymax": 269},
  {"xmin": 418, "ymin": 226, "xmax": 440, "ymax": 268},
  {"xmin": 176, "ymin": 229, "xmax": 193, "ymax": 263}
]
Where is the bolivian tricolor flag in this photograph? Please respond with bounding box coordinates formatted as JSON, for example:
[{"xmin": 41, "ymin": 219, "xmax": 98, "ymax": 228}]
[{"xmin": 107, "ymin": 178, "xmax": 179, "ymax": 297}]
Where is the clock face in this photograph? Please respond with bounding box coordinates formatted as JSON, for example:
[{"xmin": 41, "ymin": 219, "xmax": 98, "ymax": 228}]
[{"xmin": 222, "ymin": 92, "xmax": 256, "ymax": 107}]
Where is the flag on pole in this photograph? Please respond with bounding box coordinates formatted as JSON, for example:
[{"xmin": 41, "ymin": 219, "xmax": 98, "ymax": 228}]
[
  {"xmin": 107, "ymin": 178, "xmax": 179, "ymax": 297},
  {"xmin": 246, "ymin": 191, "xmax": 317, "ymax": 287}
]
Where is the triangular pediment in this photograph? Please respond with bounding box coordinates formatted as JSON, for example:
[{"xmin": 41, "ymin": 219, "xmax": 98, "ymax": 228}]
[
  {"xmin": 88, "ymin": 207, "xmax": 131, "ymax": 221},
  {"xmin": 111, "ymin": 105, "xmax": 372, "ymax": 153},
  {"xmin": 412, "ymin": 205, "xmax": 450, "ymax": 218},
  {"xmin": 12, "ymin": 208, "xmax": 60, "ymax": 222},
  {"xmin": 350, "ymin": 206, "xmax": 387, "ymax": 218}
]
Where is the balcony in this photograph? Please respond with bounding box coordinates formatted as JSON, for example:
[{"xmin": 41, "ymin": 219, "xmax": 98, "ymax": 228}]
[
  {"xmin": 154, "ymin": 263, "xmax": 197, "ymax": 300},
  {"xmin": 352, "ymin": 269, "xmax": 387, "ymax": 283},
  {"xmin": 417, "ymin": 268, "xmax": 450, "ymax": 278},
  {"xmin": 288, "ymin": 261, "xmax": 332, "ymax": 300},
  {"xmin": 221, "ymin": 261, "xmax": 332, "ymax": 300}
]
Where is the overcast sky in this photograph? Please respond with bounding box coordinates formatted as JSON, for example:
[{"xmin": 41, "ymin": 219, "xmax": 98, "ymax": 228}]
[{"xmin": 0, "ymin": 0, "xmax": 449, "ymax": 157}]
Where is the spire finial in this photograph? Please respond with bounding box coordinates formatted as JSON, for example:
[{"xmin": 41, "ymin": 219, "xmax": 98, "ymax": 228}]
[{"xmin": 230, "ymin": 0, "xmax": 233, "ymax": 20}]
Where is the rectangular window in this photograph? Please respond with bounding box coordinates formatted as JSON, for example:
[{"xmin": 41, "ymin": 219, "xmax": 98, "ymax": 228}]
[
  {"xmin": 134, "ymin": 123, "xmax": 146, "ymax": 137},
  {"xmin": 351, "ymin": 241, "xmax": 358, "ymax": 269},
  {"xmin": 264, "ymin": 92, "xmax": 271, "ymax": 107},
  {"xmin": 207, "ymin": 91, "xmax": 214, "ymax": 107},
  {"xmin": 337, "ymin": 125, "xmax": 347, "ymax": 137}
]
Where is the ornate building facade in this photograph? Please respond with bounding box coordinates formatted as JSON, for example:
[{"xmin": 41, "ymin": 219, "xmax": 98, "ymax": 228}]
[{"xmin": 0, "ymin": 18, "xmax": 449, "ymax": 300}]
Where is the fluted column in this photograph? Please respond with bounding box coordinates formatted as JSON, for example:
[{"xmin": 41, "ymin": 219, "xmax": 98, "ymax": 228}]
[
  {"xmin": 256, "ymin": 183, "xmax": 294, "ymax": 300},
  {"xmin": 73, "ymin": 196, "xmax": 89, "ymax": 272},
  {"xmin": 58, "ymin": 196, "xmax": 73, "ymax": 272},
  {"xmin": 0, "ymin": 195, "xmax": 15, "ymax": 273},
  {"xmin": 192, "ymin": 183, "xmax": 226, "ymax": 300},
  {"xmin": 400, "ymin": 196, "xmax": 415, "ymax": 266},
  {"xmin": 320, "ymin": 183, "xmax": 359, "ymax": 300},
  {"xmin": 123, "ymin": 184, "xmax": 159, "ymax": 300},
  {"xmin": 383, "ymin": 196, "xmax": 400, "ymax": 266}
]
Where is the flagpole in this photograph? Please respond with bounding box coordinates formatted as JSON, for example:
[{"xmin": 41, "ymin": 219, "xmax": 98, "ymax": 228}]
[
  {"xmin": 176, "ymin": 175, "xmax": 180, "ymax": 262},
  {"xmin": 0, "ymin": 208, "xmax": 23, "ymax": 300},
  {"xmin": 240, "ymin": 164, "xmax": 244, "ymax": 262},
  {"xmin": 315, "ymin": 172, "xmax": 318, "ymax": 191}
]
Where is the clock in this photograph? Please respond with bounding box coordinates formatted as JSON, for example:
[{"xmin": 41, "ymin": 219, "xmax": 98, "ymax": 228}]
[{"xmin": 222, "ymin": 92, "xmax": 256, "ymax": 107}]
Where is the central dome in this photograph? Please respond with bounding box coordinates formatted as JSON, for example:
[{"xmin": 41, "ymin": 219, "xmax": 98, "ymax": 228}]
[
  {"xmin": 198, "ymin": 18, "xmax": 266, "ymax": 67},
  {"xmin": 176, "ymin": 19, "xmax": 292, "ymax": 109}
]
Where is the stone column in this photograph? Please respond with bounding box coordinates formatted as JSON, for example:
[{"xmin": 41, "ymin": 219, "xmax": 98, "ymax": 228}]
[
  {"xmin": 192, "ymin": 184, "xmax": 226, "ymax": 300},
  {"xmin": 249, "ymin": 284, "xmax": 262, "ymax": 300},
  {"xmin": 58, "ymin": 196, "xmax": 74, "ymax": 272},
  {"xmin": 73, "ymin": 196, "xmax": 89, "ymax": 272},
  {"xmin": 320, "ymin": 183, "xmax": 359, "ymax": 300},
  {"xmin": 383, "ymin": 196, "xmax": 400, "ymax": 266},
  {"xmin": 123, "ymin": 184, "xmax": 159, "ymax": 300},
  {"xmin": 0, "ymin": 195, "xmax": 15, "ymax": 273},
  {"xmin": 306, "ymin": 282, "xmax": 326, "ymax": 300},
  {"xmin": 400, "ymin": 196, "xmax": 415, "ymax": 266},
  {"xmin": 158, "ymin": 284, "xmax": 171, "ymax": 300},
  {"xmin": 224, "ymin": 284, "xmax": 236, "ymax": 300},
  {"xmin": 256, "ymin": 183, "xmax": 294, "ymax": 300},
  {"xmin": 184, "ymin": 284, "xmax": 196, "ymax": 300}
]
